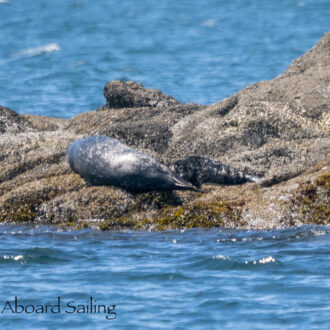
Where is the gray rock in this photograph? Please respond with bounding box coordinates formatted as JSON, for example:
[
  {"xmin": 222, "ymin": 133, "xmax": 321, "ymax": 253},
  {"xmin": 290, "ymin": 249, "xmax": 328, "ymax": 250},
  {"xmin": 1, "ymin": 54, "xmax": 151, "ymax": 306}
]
[
  {"xmin": 0, "ymin": 32, "xmax": 329, "ymax": 229},
  {"xmin": 0, "ymin": 106, "xmax": 33, "ymax": 134},
  {"xmin": 104, "ymin": 80, "xmax": 181, "ymax": 108}
]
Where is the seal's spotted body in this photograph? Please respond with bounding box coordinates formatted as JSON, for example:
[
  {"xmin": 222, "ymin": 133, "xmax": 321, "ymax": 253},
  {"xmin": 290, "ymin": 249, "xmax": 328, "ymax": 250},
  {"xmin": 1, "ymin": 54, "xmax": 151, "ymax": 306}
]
[
  {"xmin": 174, "ymin": 156, "xmax": 260, "ymax": 188},
  {"xmin": 67, "ymin": 135, "xmax": 197, "ymax": 193}
]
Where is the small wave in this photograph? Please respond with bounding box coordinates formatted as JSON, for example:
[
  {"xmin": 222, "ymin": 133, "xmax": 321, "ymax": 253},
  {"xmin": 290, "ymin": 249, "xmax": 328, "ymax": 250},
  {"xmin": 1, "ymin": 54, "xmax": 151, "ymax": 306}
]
[
  {"xmin": 14, "ymin": 43, "xmax": 60, "ymax": 57},
  {"xmin": 214, "ymin": 225, "xmax": 330, "ymax": 243},
  {"xmin": 0, "ymin": 0, "xmax": 9, "ymax": 3},
  {"xmin": 1, "ymin": 254, "xmax": 24, "ymax": 263},
  {"xmin": 245, "ymin": 256, "xmax": 276, "ymax": 265},
  {"xmin": 3, "ymin": 254, "xmax": 23, "ymax": 261},
  {"xmin": 212, "ymin": 255, "xmax": 230, "ymax": 260},
  {"xmin": 201, "ymin": 19, "xmax": 218, "ymax": 28}
]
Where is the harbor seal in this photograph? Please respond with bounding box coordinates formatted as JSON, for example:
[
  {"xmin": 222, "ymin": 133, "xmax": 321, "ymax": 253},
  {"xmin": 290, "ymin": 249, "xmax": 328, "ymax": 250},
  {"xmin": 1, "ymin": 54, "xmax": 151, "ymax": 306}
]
[
  {"xmin": 174, "ymin": 156, "xmax": 261, "ymax": 188},
  {"xmin": 67, "ymin": 135, "xmax": 197, "ymax": 193}
]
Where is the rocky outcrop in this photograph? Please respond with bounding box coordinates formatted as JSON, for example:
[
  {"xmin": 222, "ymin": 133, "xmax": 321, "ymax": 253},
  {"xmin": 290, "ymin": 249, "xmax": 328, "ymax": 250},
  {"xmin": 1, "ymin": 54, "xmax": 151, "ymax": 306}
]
[
  {"xmin": 0, "ymin": 106, "xmax": 34, "ymax": 134},
  {"xmin": 104, "ymin": 80, "xmax": 181, "ymax": 108},
  {"xmin": 0, "ymin": 32, "xmax": 329, "ymax": 230}
]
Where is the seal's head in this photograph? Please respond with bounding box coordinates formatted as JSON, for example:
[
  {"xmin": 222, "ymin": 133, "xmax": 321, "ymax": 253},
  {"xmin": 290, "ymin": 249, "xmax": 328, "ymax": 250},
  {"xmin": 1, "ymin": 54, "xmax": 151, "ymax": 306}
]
[{"xmin": 174, "ymin": 156, "xmax": 202, "ymax": 188}]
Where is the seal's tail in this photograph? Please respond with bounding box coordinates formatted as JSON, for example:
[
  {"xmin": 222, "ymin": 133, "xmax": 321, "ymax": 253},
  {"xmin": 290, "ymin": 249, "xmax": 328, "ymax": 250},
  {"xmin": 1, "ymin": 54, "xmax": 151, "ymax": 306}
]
[{"xmin": 222, "ymin": 165, "xmax": 262, "ymax": 185}]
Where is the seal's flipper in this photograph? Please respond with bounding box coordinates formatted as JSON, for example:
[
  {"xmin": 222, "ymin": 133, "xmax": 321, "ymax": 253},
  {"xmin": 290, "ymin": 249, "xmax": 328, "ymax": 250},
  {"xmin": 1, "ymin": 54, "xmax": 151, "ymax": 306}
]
[{"xmin": 172, "ymin": 174, "xmax": 199, "ymax": 192}]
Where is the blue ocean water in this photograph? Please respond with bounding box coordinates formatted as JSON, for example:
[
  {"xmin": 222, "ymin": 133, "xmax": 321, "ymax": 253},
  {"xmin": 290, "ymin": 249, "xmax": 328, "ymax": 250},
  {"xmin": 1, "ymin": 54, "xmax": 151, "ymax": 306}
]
[
  {"xmin": 0, "ymin": 0, "xmax": 329, "ymax": 117},
  {"xmin": 0, "ymin": 225, "xmax": 329, "ymax": 329},
  {"xmin": 1, "ymin": 0, "xmax": 330, "ymax": 328}
]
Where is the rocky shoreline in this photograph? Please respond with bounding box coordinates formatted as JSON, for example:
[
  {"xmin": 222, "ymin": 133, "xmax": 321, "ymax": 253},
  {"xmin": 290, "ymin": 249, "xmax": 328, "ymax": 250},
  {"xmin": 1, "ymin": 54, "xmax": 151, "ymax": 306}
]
[{"xmin": 0, "ymin": 32, "xmax": 329, "ymax": 230}]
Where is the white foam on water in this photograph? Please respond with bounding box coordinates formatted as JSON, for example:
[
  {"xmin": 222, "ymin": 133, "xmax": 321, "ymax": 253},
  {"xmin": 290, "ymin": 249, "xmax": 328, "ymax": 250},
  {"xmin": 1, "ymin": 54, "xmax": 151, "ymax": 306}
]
[
  {"xmin": 14, "ymin": 43, "xmax": 60, "ymax": 57},
  {"xmin": 256, "ymin": 256, "xmax": 276, "ymax": 264},
  {"xmin": 0, "ymin": 0, "xmax": 9, "ymax": 3},
  {"xmin": 3, "ymin": 254, "xmax": 24, "ymax": 261},
  {"xmin": 212, "ymin": 255, "xmax": 230, "ymax": 260},
  {"xmin": 245, "ymin": 256, "xmax": 276, "ymax": 265},
  {"xmin": 201, "ymin": 19, "xmax": 217, "ymax": 28}
]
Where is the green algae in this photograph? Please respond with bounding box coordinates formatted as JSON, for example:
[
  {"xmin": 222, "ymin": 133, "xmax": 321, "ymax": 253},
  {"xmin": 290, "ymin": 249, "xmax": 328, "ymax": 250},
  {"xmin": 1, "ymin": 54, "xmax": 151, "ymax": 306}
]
[
  {"xmin": 131, "ymin": 191, "xmax": 182, "ymax": 211},
  {"xmin": 0, "ymin": 174, "xmax": 85, "ymax": 224},
  {"xmin": 154, "ymin": 200, "xmax": 245, "ymax": 230},
  {"xmin": 295, "ymin": 173, "xmax": 330, "ymax": 225},
  {"xmin": 316, "ymin": 173, "xmax": 330, "ymax": 190},
  {"xmin": 0, "ymin": 199, "xmax": 42, "ymax": 222},
  {"xmin": 92, "ymin": 199, "xmax": 245, "ymax": 231}
]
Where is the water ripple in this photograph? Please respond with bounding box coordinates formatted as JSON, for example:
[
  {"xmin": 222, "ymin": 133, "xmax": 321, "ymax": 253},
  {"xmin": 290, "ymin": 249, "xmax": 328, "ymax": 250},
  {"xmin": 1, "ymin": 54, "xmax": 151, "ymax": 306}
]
[
  {"xmin": 0, "ymin": 224, "xmax": 329, "ymax": 327},
  {"xmin": 13, "ymin": 43, "xmax": 60, "ymax": 58}
]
